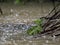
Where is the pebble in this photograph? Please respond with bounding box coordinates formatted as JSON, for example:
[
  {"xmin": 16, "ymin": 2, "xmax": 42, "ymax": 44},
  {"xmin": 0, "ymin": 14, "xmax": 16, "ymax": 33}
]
[
  {"xmin": 29, "ymin": 41, "xmax": 32, "ymax": 43},
  {"xmin": 52, "ymin": 35, "xmax": 56, "ymax": 41},
  {"xmin": 15, "ymin": 13, "xmax": 19, "ymax": 17},
  {"xmin": 23, "ymin": 39, "xmax": 26, "ymax": 41},
  {"xmin": 42, "ymin": 35, "xmax": 46, "ymax": 39},
  {"xmin": 10, "ymin": 9, "xmax": 14, "ymax": 13},
  {"xmin": 45, "ymin": 40, "xmax": 49, "ymax": 43}
]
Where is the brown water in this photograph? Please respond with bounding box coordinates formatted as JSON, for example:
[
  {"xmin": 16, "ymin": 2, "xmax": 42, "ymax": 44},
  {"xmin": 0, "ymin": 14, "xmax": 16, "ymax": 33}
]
[{"xmin": 0, "ymin": 3, "xmax": 60, "ymax": 45}]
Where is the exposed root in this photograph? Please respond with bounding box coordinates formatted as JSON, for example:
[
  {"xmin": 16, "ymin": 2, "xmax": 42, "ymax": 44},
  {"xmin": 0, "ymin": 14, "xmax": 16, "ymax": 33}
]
[{"xmin": 39, "ymin": 5, "xmax": 60, "ymax": 37}]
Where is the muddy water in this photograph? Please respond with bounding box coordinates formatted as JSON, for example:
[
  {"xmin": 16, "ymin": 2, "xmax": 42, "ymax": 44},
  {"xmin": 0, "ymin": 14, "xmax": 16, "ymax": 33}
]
[{"xmin": 0, "ymin": 3, "xmax": 60, "ymax": 45}]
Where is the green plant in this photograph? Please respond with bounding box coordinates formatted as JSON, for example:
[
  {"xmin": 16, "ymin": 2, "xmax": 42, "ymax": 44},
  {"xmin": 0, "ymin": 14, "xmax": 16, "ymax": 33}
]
[
  {"xmin": 34, "ymin": 19, "xmax": 43, "ymax": 25},
  {"xmin": 27, "ymin": 19, "xmax": 43, "ymax": 35},
  {"xmin": 15, "ymin": 0, "xmax": 21, "ymax": 4},
  {"xmin": 15, "ymin": 0, "xmax": 23, "ymax": 4}
]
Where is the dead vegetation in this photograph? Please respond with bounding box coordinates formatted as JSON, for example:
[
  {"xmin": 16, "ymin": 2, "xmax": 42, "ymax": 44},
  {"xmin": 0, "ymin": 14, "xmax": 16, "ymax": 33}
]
[{"xmin": 39, "ymin": 4, "xmax": 60, "ymax": 37}]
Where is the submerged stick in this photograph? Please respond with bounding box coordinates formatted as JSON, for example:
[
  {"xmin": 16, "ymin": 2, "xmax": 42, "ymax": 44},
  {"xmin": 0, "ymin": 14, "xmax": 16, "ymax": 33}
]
[
  {"xmin": 39, "ymin": 3, "xmax": 60, "ymax": 36},
  {"xmin": 42, "ymin": 10, "xmax": 60, "ymax": 31},
  {"xmin": 39, "ymin": 26, "xmax": 60, "ymax": 35},
  {"xmin": 0, "ymin": 7, "xmax": 3, "ymax": 15},
  {"xmin": 44, "ymin": 19, "xmax": 60, "ymax": 30},
  {"xmin": 47, "ymin": 3, "xmax": 60, "ymax": 17}
]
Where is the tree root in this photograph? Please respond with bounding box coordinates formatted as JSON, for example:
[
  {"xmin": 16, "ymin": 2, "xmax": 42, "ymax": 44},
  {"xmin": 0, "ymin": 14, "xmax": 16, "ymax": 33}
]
[{"xmin": 39, "ymin": 6, "xmax": 60, "ymax": 37}]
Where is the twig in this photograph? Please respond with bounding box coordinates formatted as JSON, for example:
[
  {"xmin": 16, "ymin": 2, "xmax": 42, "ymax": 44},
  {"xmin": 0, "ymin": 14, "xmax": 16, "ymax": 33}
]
[{"xmin": 0, "ymin": 7, "xmax": 3, "ymax": 15}]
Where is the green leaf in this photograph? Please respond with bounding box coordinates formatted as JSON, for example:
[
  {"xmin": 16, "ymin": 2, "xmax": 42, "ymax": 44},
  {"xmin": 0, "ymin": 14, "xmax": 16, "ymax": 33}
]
[
  {"xmin": 27, "ymin": 25, "xmax": 42, "ymax": 35},
  {"xmin": 27, "ymin": 19, "xmax": 43, "ymax": 35},
  {"xmin": 34, "ymin": 19, "xmax": 42, "ymax": 25}
]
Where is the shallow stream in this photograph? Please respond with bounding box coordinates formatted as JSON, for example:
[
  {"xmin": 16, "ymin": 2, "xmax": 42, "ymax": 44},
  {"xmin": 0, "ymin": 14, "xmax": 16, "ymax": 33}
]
[{"xmin": 0, "ymin": 3, "xmax": 60, "ymax": 45}]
